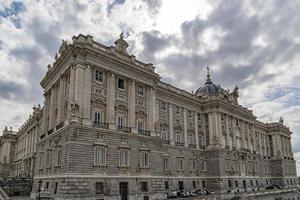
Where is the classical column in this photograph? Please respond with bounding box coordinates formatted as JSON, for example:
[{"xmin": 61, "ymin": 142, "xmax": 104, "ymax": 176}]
[
  {"xmin": 74, "ymin": 64, "xmax": 85, "ymax": 120},
  {"xmin": 183, "ymin": 109, "xmax": 188, "ymax": 147},
  {"xmin": 41, "ymin": 94, "xmax": 49, "ymax": 134},
  {"xmin": 128, "ymin": 80, "xmax": 136, "ymax": 130},
  {"xmin": 263, "ymin": 134, "xmax": 267, "ymax": 157},
  {"xmin": 232, "ymin": 117, "xmax": 237, "ymax": 148},
  {"xmin": 247, "ymin": 124, "xmax": 251, "ymax": 150},
  {"xmin": 201, "ymin": 114, "xmax": 206, "ymax": 146},
  {"xmin": 68, "ymin": 65, "xmax": 76, "ymax": 119},
  {"xmin": 225, "ymin": 114, "xmax": 230, "ymax": 148},
  {"xmin": 288, "ymin": 138, "xmax": 293, "ymax": 158},
  {"xmin": 169, "ymin": 104, "xmax": 174, "ymax": 145},
  {"xmin": 208, "ymin": 113, "xmax": 214, "ymax": 146},
  {"xmin": 194, "ymin": 112, "xmax": 199, "ymax": 149},
  {"xmin": 147, "ymin": 86, "xmax": 156, "ymax": 134},
  {"xmin": 251, "ymin": 126, "xmax": 255, "ymax": 153},
  {"xmin": 57, "ymin": 75, "xmax": 66, "ymax": 124},
  {"xmin": 82, "ymin": 65, "xmax": 92, "ymax": 125},
  {"xmin": 106, "ymin": 72, "xmax": 116, "ymax": 129},
  {"xmin": 48, "ymin": 87, "xmax": 56, "ymax": 130},
  {"xmin": 217, "ymin": 113, "xmax": 223, "ymax": 147},
  {"xmin": 240, "ymin": 121, "xmax": 245, "ymax": 149},
  {"xmin": 271, "ymin": 135, "xmax": 275, "ymax": 157}
]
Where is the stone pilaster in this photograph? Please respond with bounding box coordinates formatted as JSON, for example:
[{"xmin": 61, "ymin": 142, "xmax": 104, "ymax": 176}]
[
  {"xmin": 41, "ymin": 94, "xmax": 49, "ymax": 134},
  {"xmin": 232, "ymin": 117, "xmax": 237, "ymax": 149},
  {"xmin": 74, "ymin": 64, "xmax": 85, "ymax": 120},
  {"xmin": 216, "ymin": 113, "xmax": 223, "ymax": 147},
  {"xmin": 225, "ymin": 114, "xmax": 230, "ymax": 148},
  {"xmin": 183, "ymin": 109, "xmax": 188, "ymax": 147},
  {"xmin": 106, "ymin": 72, "xmax": 116, "ymax": 129},
  {"xmin": 48, "ymin": 87, "xmax": 56, "ymax": 130},
  {"xmin": 147, "ymin": 86, "xmax": 156, "ymax": 135},
  {"xmin": 57, "ymin": 75, "xmax": 66, "ymax": 123},
  {"xmin": 128, "ymin": 80, "xmax": 136, "ymax": 130},
  {"xmin": 169, "ymin": 104, "xmax": 174, "ymax": 146},
  {"xmin": 67, "ymin": 65, "xmax": 76, "ymax": 120},
  {"xmin": 208, "ymin": 113, "xmax": 214, "ymax": 146},
  {"xmin": 240, "ymin": 121, "xmax": 245, "ymax": 149},
  {"xmin": 82, "ymin": 65, "xmax": 92, "ymax": 125},
  {"xmin": 201, "ymin": 113, "xmax": 206, "ymax": 146},
  {"xmin": 194, "ymin": 112, "xmax": 199, "ymax": 149}
]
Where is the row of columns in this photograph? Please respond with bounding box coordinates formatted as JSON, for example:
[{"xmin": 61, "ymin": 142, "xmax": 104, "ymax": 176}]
[
  {"xmin": 271, "ymin": 134, "xmax": 293, "ymax": 158},
  {"xmin": 42, "ymin": 64, "xmax": 157, "ymax": 134},
  {"xmin": 106, "ymin": 72, "xmax": 156, "ymax": 133},
  {"xmin": 168, "ymin": 104, "xmax": 200, "ymax": 149},
  {"xmin": 16, "ymin": 126, "xmax": 37, "ymax": 160}
]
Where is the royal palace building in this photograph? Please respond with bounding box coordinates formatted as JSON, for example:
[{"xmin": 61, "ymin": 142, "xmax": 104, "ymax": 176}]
[{"xmin": 1, "ymin": 33, "xmax": 299, "ymax": 200}]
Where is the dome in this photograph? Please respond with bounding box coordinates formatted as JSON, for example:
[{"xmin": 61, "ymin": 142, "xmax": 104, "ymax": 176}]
[{"xmin": 195, "ymin": 67, "xmax": 225, "ymax": 96}]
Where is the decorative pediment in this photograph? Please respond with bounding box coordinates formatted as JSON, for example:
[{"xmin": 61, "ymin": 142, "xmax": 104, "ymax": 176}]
[
  {"xmin": 136, "ymin": 107, "xmax": 147, "ymax": 115},
  {"xmin": 115, "ymin": 102, "xmax": 128, "ymax": 111},
  {"xmin": 92, "ymin": 97, "xmax": 105, "ymax": 105}
]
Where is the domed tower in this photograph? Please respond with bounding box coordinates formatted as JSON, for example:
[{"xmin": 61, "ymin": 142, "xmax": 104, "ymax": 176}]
[{"xmin": 195, "ymin": 66, "xmax": 225, "ymax": 97}]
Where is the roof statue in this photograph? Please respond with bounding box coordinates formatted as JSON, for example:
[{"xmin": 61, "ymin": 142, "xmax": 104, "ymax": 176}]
[
  {"xmin": 279, "ymin": 116, "xmax": 284, "ymax": 124},
  {"xmin": 114, "ymin": 32, "xmax": 129, "ymax": 55}
]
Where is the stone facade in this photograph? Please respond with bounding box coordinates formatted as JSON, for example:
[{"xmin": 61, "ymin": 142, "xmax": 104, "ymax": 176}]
[
  {"xmin": 1, "ymin": 33, "xmax": 298, "ymax": 199},
  {"xmin": 0, "ymin": 105, "xmax": 42, "ymax": 180}
]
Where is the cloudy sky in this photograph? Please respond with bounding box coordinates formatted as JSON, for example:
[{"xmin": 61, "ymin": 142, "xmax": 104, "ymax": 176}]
[{"xmin": 1, "ymin": 0, "xmax": 300, "ymax": 172}]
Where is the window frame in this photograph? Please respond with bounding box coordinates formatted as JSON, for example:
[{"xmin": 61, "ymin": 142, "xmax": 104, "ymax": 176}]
[
  {"xmin": 140, "ymin": 151, "xmax": 149, "ymax": 168},
  {"xmin": 95, "ymin": 70, "xmax": 104, "ymax": 83},
  {"xmin": 94, "ymin": 146, "xmax": 106, "ymax": 166},
  {"xmin": 117, "ymin": 78, "xmax": 125, "ymax": 90},
  {"xmin": 119, "ymin": 149, "xmax": 129, "ymax": 167},
  {"xmin": 137, "ymin": 85, "xmax": 144, "ymax": 96}
]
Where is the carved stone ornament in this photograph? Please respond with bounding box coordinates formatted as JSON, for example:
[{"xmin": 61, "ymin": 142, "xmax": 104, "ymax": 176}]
[
  {"xmin": 70, "ymin": 102, "xmax": 80, "ymax": 116},
  {"xmin": 232, "ymin": 85, "xmax": 239, "ymax": 98},
  {"xmin": 114, "ymin": 32, "xmax": 129, "ymax": 55}
]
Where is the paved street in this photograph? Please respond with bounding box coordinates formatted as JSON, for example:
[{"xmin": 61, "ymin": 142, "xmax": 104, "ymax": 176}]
[{"xmin": 10, "ymin": 196, "xmax": 30, "ymax": 200}]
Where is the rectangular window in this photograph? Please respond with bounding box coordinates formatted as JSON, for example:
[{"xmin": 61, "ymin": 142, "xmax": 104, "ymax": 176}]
[
  {"xmin": 118, "ymin": 78, "xmax": 125, "ymax": 89},
  {"xmin": 176, "ymin": 134, "xmax": 181, "ymax": 143},
  {"xmin": 117, "ymin": 116, "xmax": 124, "ymax": 128},
  {"xmin": 39, "ymin": 153, "xmax": 44, "ymax": 169},
  {"xmin": 138, "ymin": 121, "xmax": 144, "ymax": 131},
  {"xmin": 163, "ymin": 158, "xmax": 169, "ymax": 170},
  {"xmin": 119, "ymin": 150, "xmax": 129, "ymax": 167},
  {"xmin": 96, "ymin": 182, "xmax": 104, "ymax": 194},
  {"xmin": 228, "ymin": 180, "xmax": 232, "ymax": 187},
  {"xmin": 160, "ymin": 101, "xmax": 166, "ymax": 111},
  {"xmin": 176, "ymin": 106, "xmax": 180, "ymax": 114},
  {"xmin": 45, "ymin": 182, "xmax": 49, "ymax": 191},
  {"xmin": 164, "ymin": 181, "xmax": 169, "ymax": 189},
  {"xmin": 95, "ymin": 147, "xmax": 106, "ymax": 165},
  {"xmin": 178, "ymin": 159, "xmax": 183, "ymax": 170},
  {"xmin": 95, "ymin": 70, "xmax": 103, "ymax": 82},
  {"xmin": 192, "ymin": 181, "xmax": 196, "ymax": 189},
  {"xmin": 141, "ymin": 182, "xmax": 148, "ymax": 192},
  {"xmin": 201, "ymin": 161, "xmax": 207, "ymax": 171},
  {"xmin": 94, "ymin": 112, "xmax": 102, "ymax": 123},
  {"xmin": 57, "ymin": 148, "xmax": 61, "ymax": 166},
  {"xmin": 140, "ymin": 151, "xmax": 149, "ymax": 167},
  {"xmin": 189, "ymin": 134, "xmax": 194, "ymax": 145},
  {"xmin": 137, "ymin": 85, "xmax": 144, "ymax": 96},
  {"xmin": 46, "ymin": 150, "xmax": 51, "ymax": 167},
  {"xmin": 54, "ymin": 182, "xmax": 58, "ymax": 194},
  {"xmin": 188, "ymin": 110, "xmax": 192, "ymax": 118},
  {"xmin": 192, "ymin": 160, "xmax": 196, "ymax": 171}
]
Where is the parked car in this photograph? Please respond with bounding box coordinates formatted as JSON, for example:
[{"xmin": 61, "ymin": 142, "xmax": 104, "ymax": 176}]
[
  {"xmin": 195, "ymin": 189, "xmax": 207, "ymax": 195},
  {"xmin": 190, "ymin": 190, "xmax": 197, "ymax": 197},
  {"xmin": 206, "ymin": 189, "xmax": 216, "ymax": 195},
  {"xmin": 167, "ymin": 190, "xmax": 177, "ymax": 198},
  {"xmin": 265, "ymin": 185, "xmax": 276, "ymax": 190}
]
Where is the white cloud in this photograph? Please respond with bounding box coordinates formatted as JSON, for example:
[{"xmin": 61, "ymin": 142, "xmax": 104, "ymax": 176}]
[{"xmin": 1, "ymin": 0, "xmax": 300, "ymax": 175}]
